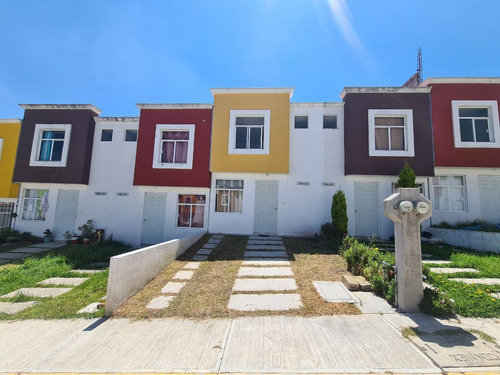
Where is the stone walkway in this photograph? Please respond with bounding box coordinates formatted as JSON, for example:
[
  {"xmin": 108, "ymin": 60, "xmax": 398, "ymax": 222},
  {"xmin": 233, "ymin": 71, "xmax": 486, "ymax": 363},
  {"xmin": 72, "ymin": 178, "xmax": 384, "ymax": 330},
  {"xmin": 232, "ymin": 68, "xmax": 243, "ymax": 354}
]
[
  {"xmin": 146, "ymin": 234, "xmax": 224, "ymax": 309},
  {"xmin": 228, "ymin": 235, "xmax": 302, "ymax": 311},
  {"xmin": 0, "ymin": 241, "xmax": 66, "ymax": 265}
]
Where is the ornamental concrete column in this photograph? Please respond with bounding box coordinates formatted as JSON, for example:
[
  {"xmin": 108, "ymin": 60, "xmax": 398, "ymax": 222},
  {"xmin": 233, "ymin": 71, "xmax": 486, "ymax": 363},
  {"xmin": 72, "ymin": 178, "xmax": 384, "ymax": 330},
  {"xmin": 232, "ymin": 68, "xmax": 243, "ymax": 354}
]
[{"xmin": 384, "ymin": 188, "xmax": 432, "ymax": 313}]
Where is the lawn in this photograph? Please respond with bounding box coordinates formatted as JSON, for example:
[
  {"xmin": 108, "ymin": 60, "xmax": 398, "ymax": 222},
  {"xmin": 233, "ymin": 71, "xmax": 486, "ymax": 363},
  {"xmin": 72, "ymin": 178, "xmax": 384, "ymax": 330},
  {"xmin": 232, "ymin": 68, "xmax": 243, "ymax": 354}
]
[{"xmin": 0, "ymin": 240, "xmax": 131, "ymax": 320}]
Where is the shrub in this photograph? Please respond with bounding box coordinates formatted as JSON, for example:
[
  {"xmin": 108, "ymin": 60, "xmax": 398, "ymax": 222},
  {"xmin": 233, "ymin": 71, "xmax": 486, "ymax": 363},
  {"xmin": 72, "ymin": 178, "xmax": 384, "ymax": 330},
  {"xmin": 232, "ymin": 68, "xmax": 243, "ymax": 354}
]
[
  {"xmin": 78, "ymin": 219, "xmax": 96, "ymax": 240},
  {"xmin": 320, "ymin": 222, "xmax": 335, "ymax": 239},
  {"xmin": 397, "ymin": 161, "xmax": 418, "ymax": 188},
  {"xmin": 419, "ymin": 287, "xmax": 455, "ymax": 317},
  {"xmin": 331, "ymin": 189, "xmax": 348, "ymax": 237}
]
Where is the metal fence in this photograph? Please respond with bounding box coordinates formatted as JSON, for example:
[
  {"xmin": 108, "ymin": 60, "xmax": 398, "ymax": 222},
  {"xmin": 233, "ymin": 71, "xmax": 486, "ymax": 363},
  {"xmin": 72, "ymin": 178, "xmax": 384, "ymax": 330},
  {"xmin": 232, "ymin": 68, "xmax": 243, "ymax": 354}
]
[{"xmin": 0, "ymin": 202, "xmax": 15, "ymax": 229}]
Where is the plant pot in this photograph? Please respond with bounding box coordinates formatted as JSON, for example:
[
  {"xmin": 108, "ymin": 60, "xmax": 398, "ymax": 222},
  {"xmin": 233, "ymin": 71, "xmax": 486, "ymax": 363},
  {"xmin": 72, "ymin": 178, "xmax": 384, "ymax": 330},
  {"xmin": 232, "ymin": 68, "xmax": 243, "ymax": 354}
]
[
  {"xmin": 70, "ymin": 236, "xmax": 80, "ymax": 244},
  {"xmin": 82, "ymin": 238, "xmax": 91, "ymax": 245},
  {"xmin": 44, "ymin": 236, "xmax": 53, "ymax": 243}
]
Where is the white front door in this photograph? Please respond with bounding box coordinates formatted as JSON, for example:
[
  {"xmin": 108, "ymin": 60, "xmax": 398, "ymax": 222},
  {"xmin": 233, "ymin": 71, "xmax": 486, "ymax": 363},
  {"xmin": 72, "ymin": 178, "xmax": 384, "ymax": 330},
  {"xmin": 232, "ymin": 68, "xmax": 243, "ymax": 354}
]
[
  {"xmin": 354, "ymin": 182, "xmax": 379, "ymax": 237},
  {"xmin": 141, "ymin": 192, "xmax": 167, "ymax": 245},
  {"xmin": 54, "ymin": 189, "xmax": 79, "ymax": 240},
  {"xmin": 254, "ymin": 181, "xmax": 278, "ymax": 234},
  {"xmin": 478, "ymin": 175, "xmax": 500, "ymax": 222}
]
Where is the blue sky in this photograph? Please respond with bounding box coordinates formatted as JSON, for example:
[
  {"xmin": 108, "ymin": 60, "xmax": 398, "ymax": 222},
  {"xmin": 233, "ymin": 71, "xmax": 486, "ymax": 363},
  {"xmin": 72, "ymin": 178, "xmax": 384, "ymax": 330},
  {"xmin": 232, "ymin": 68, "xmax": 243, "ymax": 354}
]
[{"xmin": 1, "ymin": 0, "xmax": 499, "ymax": 117}]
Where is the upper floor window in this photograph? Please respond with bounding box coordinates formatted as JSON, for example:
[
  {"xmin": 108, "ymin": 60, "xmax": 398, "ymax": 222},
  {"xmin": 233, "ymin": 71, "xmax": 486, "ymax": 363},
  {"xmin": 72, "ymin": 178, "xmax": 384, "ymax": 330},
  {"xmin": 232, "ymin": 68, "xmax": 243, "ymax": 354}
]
[
  {"xmin": 125, "ymin": 129, "xmax": 137, "ymax": 142},
  {"xmin": 433, "ymin": 176, "xmax": 467, "ymax": 212},
  {"xmin": 228, "ymin": 110, "xmax": 270, "ymax": 155},
  {"xmin": 152, "ymin": 124, "xmax": 195, "ymax": 169},
  {"xmin": 29, "ymin": 124, "xmax": 71, "ymax": 167},
  {"xmin": 101, "ymin": 129, "xmax": 113, "ymax": 142},
  {"xmin": 323, "ymin": 115, "xmax": 337, "ymax": 129},
  {"xmin": 368, "ymin": 109, "xmax": 415, "ymax": 157},
  {"xmin": 451, "ymin": 100, "xmax": 500, "ymax": 148},
  {"xmin": 294, "ymin": 116, "xmax": 308, "ymax": 129}
]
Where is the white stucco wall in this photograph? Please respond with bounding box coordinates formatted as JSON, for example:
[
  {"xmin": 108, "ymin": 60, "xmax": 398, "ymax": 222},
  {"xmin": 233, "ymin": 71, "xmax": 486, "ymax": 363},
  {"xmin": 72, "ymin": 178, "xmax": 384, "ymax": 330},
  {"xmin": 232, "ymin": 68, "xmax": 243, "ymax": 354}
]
[{"xmin": 209, "ymin": 103, "xmax": 346, "ymax": 237}]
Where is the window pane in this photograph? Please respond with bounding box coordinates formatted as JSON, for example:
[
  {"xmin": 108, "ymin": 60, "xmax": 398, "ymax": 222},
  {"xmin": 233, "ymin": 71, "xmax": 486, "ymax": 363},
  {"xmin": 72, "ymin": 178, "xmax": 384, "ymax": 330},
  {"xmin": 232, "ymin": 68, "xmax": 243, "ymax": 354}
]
[
  {"xmin": 323, "ymin": 115, "xmax": 337, "ymax": 129},
  {"xmin": 216, "ymin": 190, "xmax": 229, "ymax": 212},
  {"xmin": 390, "ymin": 128, "xmax": 405, "ymax": 150},
  {"xmin": 459, "ymin": 119, "xmax": 474, "ymax": 142},
  {"xmin": 161, "ymin": 141, "xmax": 174, "ymax": 163},
  {"xmin": 375, "ymin": 128, "xmax": 389, "ymax": 150},
  {"xmin": 22, "ymin": 198, "xmax": 35, "ymax": 220},
  {"xmin": 230, "ymin": 190, "xmax": 243, "ymax": 212},
  {"xmin": 375, "ymin": 117, "xmax": 404, "ymax": 126},
  {"xmin": 235, "ymin": 127, "xmax": 247, "ymax": 149},
  {"xmin": 51, "ymin": 140, "xmax": 63, "ymax": 161},
  {"xmin": 175, "ymin": 141, "xmax": 188, "ymax": 163},
  {"xmin": 194, "ymin": 195, "xmax": 206, "ymax": 204},
  {"xmin": 249, "ymin": 127, "xmax": 262, "ymax": 149},
  {"xmin": 52, "ymin": 131, "xmax": 65, "ymax": 139},
  {"xmin": 295, "ymin": 116, "xmax": 308, "ymax": 129},
  {"xmin": 39, "ymin": 140, "xmax": 52, "ymax": 161},
  {"xmin": 216, "ymin": 179, "xmax": 244, "ymax": 189},
  {"xmin": 235, "ymin": 116, "xmax": 264, "ymax": 125},
  {"xmin": 459, "ymin": 107, "xmax": 489, "ymax": 117},
  {"xmin": 101, "ymin": 129, "xmax": 113, "ymax": 142},
  {"xmin": 191, "ymin": 205, "xmax": 204, "ymax": 227},
  {"xmin": 163, "ymin": 131, "xmax": 189, "ymax": 140},
  {"xmin": 474, "ymin": 119, "xmax": 490, "ymax": 142},
  {"xmin": 177, "ymin": 204, "xmax": 191, "ymax": 227},
  {"xmin": 433, "ymin": 186, "xmax": 449, "ymax": 211},
  {"xmin": 125, "ymin": 129, "xmax": 137, "ymax": 142},
  {"xmin": 449, "ymin": 187, "xmax": 465, "ymax": 211}
]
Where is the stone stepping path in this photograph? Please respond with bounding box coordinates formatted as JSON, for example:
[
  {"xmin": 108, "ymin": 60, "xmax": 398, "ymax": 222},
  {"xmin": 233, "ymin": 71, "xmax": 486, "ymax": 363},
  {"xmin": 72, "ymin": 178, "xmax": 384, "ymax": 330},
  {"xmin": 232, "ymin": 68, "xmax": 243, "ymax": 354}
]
[
  {"xmin": 449, "ymin": 278, "xmax": 500, "ymax": 285},
  {"xmin": 77, "ymin": 302, "xmax": 101, "ymax": 314},
  {"xmin": 37, "ymin": 277, "xmax": 88, "ymax": 286},
  {"xmin": 72, "ymin": 269, "xmax": 103, "ymax": 274},
  {"xmin": 422, "ymin": 260, "xmax": 452, "ymax": 264},
  {"xmin": 1, "ymin": 287, "xmax": 72, "ymax": 298},
  {"xmin": 229, "ymin": 236, "xmax": 302, "ymax": 311},
  {"xmin": 9, "ymin": 247, "xmax": 53, "ymax": 254},
  {"xmin": 0, "ymin": 301, "xmax": 38, "ymax": 315},
  {"xmin": 0, "ymin": 241, "xmax": 66, "ymax": 265},
  {"xmin": 145, "ymin": 236, "xmax": 223, "ymax": 310},
  {"xmin": 313, "ymin": 281, "xmax": 360, "ymax": 304},
  {"xmin": 0, "ymin": 252, "xmax": 28, "ymax": 260},
  {"xmin": 430, "ymin": 267, "xmax": 479, "ymax": 274}
]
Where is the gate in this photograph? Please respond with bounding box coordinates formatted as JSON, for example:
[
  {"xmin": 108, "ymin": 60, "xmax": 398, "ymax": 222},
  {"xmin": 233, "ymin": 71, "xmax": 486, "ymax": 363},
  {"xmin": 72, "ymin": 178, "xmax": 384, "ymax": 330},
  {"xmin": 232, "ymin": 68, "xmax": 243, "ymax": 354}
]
[{"xmin": 0, "ymin": 202, "xmax": 15, "ymax": 229}]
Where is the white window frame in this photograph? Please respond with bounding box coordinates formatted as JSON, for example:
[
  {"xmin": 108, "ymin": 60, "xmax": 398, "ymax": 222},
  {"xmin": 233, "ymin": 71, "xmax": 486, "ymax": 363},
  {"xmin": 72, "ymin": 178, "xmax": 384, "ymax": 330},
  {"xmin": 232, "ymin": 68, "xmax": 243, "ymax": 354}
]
[
  {"xmin": 0, "ymin": 138, "xmax": 3, "ymax": 161},
  {"xmin": 29, "ymin": 124, "xmax": 72, "ymax": 167},
  {"xmin": 368, "ymin": 109, "xmax": 415, "ymax": 157},
  {"xmin": 451, "ymin": 100, "xmax": 500, "ymax": 148},
  {"xmin": 432, "ymin": 175, "xmax": 467, "ymax": 212},
  {"xmin": 215, "ymin": 179, "xmax": 244, "ymax": 213},
  {"xmin": 176, "ymin": 194, "xmax": 206, "ymax": 228},
  {"xmin": 124, "ymin": 129, "xmax": 137, "ymax": 142},
  {"xmin": 152, "ymin": 124, "xmax": 195, "ymax": 169},
  {"xmin": 228, "ymin": 110, "xmax": 271, "ymax": 155},
  {"xmin": 21, "ymin": 188, "xmax": 49, "ymax": 221}
]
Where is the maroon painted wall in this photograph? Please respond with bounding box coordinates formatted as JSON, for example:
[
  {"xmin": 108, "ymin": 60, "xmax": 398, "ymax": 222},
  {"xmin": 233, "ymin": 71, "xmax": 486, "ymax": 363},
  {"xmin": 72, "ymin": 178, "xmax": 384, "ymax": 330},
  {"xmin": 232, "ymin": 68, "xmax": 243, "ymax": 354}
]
[
  {"xmin": 13, "ymin": 109, "xmax": 98, "ymax": 184},
  {"xmin": 428, "ymin": 83, "xmax": 500, "ymax": 168},
  {"xmin": 133, "ymin": 108, "xmax": 212, "ymax": 187},
  {"xmin": 343, "ymin": 92, "xmax": 434, "ymax": 176}
]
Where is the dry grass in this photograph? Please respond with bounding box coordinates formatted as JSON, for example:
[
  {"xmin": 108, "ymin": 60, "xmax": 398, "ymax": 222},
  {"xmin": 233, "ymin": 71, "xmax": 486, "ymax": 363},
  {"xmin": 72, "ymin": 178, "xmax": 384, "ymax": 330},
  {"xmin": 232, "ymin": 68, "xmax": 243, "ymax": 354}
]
[{"xmin": 113, "ymin": 234, "xmax": 360, "ymax": 319}]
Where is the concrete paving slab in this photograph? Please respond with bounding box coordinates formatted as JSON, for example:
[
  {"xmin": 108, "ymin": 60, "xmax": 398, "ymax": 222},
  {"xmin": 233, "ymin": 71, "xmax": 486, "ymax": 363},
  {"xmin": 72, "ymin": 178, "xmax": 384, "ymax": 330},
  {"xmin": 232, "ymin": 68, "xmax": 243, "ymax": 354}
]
[
  {"xmin": 455, "ymin": 317, "xmax": 500, "ymax": 344},
  {"xmin": 1, "ymin": 287, "xmax": 72, "ymax": 298},
  {"xmin": 352, "ymin": 291, "xmax": 397, "ymax": 314},
  {"xmin": 313, "ymin": 281, "xmax": 360, "ymax": 304},
  {"xmin": 9, "ymin": 247, "xmax": 51, "ymax": 254},
  {"xmin": 192, "ymin": 255, "xmax": 208, "ymax": 261},
  {"xmin": 244, "ymin": 250, "xmax": 288, "ymax": 258},
  {"xmin": 237, "ymin": 266, "xmax": 293, "ymax": 277},
  {"xmin": 37, "ymin": 277, "xmax": 89, "ymax": 286},
  {"xmin": 202, "ymin": 243, "xmax": 217, "ymax": 249},
  {"xmin": 383, "ymin": 313, "xmax": 463, "ymax": 334},
  {"xmin": 228, "ymin": 293, "xmax": 302, "ymax": 311},
  {"xmin": 422, "ymin": 260, "xmax": 452, "ymax": 264},
  {"xmin": 408, "ymin": 330, "xmax": 500, "ymax": 368},
  {"xmin": 146, "ymin": 296, "xmax": 174, "ymax": 309},
  {"xmin": 242, "ymin": 259, "xmax": 290, "ymax": 266},
  {"xmin": 233, "ymin": 278, "xmax": 297, "ymax": 292},
  {"xmin": 72, "ymin": 269, "xmax": 102, "ymax": 274},
  {"xmin": 249, "ymin": 235, "xmax": 282, "ymax": 241},
  {"xmin": 220, "ymin": 315, "xmax": 437, "ymax": 373},
  {"xmin": 449, "ymin": 278, "xmax": 500, "ymax": 285},
  {"xmin": 77, "ymin": 302, "xmax": 101, "ymax": 314},
  {"xmin": 196, "ymin": 248, "xmax": 212, "ymax": 255},
  {"xmin": 492, "ymin": 292, "xmax": 500, "ymax": 299},
  {"xmin": 211, "ymin": 234, "xmax": 224, "ymax": 239},
  {"xmin": 0, "ymin": 301, "xmax": 38, "ymax": 314},
  {"xmin": 207, "ymin": 238, "xmax": 221, "ymax": 244},
  {"xmin": 184, "ymin": 262, "xmax": 201, "ymax": 269},
  {"xmin": 173, "ymin": 270, "xmax": 194, "ymax": 280},
  {"xmin": 247, "ymin": 239, "xmax": 283, "ymax": 245},
  {"xmin": 246, "ymin": 244, "xmax": 286, "ymax": 250},
  {"xmin": 430, "ymin": 267, "xmax": 479, "ymax": 274},
  {"xmin": 29, "ymin": 241, "xmax": 66, "ymax": 249},
  {"xmin": 161, "ymin": 281, "xmax": 186, "ymax": 294},
  {"xmin": 0, "ymin": 252, "xmax": 27, "ymax": 260},
  {"xmin": 90, "ymin": 261, "xmax": 110, "ymax": 267}
]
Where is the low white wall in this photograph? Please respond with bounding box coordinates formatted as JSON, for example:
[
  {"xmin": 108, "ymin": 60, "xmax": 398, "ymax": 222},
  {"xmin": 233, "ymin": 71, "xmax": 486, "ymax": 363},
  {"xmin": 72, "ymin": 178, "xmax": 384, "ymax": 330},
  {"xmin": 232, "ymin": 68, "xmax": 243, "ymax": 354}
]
[
  {"xmin": 105, "ymin": 232, "xmax": 205, "ymax": 316},
  {"xmin": 429, "ymin": 227, "xmax": 500, "ymax": 253}
]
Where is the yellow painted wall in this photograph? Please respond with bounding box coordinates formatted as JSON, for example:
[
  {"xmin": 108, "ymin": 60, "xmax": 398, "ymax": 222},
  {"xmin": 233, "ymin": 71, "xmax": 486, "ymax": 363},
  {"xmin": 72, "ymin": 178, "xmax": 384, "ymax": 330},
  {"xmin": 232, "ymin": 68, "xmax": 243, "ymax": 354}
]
[
  {"xmin": 210, "ymin": 93, "xmax": 290, "ymax": 173},
  {"xmin": 0, "ymin": 120, "xmax": 21, "ymax": 198}
]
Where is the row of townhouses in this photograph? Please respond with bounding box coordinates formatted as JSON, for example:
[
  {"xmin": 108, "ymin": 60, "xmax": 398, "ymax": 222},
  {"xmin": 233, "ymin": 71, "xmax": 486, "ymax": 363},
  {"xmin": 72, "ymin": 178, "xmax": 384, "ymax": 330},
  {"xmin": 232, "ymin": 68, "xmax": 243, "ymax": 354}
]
[{"xmin": 0, "ymin": 78, "xmax": 499, "ymax": 246}]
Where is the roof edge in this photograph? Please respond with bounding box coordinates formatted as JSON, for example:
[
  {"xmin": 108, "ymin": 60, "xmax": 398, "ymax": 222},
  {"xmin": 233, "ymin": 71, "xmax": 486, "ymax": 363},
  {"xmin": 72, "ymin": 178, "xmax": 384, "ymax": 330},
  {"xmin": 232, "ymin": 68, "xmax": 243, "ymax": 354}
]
[
  {"xmin": 136, "ymin": 103, "xmax": 212, "ymax": 109},
  {"xmin": 291, "ymin": 102, "xmax": 344, "ymax": 108},
  {"xmin": 19, "ymin": 104, "xmax": 102, "ymax": 115},
  {"xmin": 0, "ymin": 119, "xmax": 21, "ymax": 123},
  {"xmin": 211, "ymin": 87, "xmax": 294, "ymax": 98},
  {"xmin": 340, "ymin": 87, "xmax": 431, "ymax": 99},
  {"xmin": 421, "ymin": 77, "xmax": 500, "ymax": 86},
  {"xmin": 95, "ymin": 117, "xmax": 140, "ymax": 122}
]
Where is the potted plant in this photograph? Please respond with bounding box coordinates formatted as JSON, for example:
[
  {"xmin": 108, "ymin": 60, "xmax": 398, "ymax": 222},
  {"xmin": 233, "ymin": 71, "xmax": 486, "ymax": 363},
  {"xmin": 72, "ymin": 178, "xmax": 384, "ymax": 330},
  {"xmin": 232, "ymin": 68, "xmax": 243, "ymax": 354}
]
[
  {"xmin": 43, "ymin": 229, "xmax": 53, "ymax": 243},
  {"xmin": 78, "ymin": 219, "xmax": 96, "ymax": 245}
]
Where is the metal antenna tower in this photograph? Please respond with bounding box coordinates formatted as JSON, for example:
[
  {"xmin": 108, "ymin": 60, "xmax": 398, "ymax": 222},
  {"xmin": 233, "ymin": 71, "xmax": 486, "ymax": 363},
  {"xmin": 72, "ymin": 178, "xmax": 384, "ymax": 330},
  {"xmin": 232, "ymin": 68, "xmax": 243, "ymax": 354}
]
[{"xmin": 417, "ymin": 47, "xmax": 423, "ymax": 85}]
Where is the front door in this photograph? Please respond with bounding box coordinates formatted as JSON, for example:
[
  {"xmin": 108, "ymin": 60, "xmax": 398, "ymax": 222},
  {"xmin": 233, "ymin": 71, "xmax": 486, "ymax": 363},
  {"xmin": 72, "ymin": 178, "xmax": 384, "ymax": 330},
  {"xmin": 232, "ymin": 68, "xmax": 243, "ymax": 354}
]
[
  {"xmin": 141, "ymin": 192, "xmax": 167, "ymax": 245},
  {"xmin": 354, "ymin": 182, "xmax": 379, "ymax": 237},
  {"xmin": 478, "ymin": 175, "xmax": 500, "ymax": 222},
  {"xmin": 254, "ymin": 181, "xmax": 278, "ymax": 234},
  {"xmin": 54, "ymin": 189, "xmax": 79, "ymax": 240}
]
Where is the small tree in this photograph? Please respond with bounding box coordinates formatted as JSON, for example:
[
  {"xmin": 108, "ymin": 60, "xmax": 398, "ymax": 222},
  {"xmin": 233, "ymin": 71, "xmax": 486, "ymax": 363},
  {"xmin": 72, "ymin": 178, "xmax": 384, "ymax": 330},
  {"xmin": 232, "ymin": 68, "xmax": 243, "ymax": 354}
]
[
  {"xmin": 397, "ymin": 161, "xmax": 418, "ymax": 188},
  {"xmin": 331, "ymin": 189, "xmax": 348, "ymax": 236}
]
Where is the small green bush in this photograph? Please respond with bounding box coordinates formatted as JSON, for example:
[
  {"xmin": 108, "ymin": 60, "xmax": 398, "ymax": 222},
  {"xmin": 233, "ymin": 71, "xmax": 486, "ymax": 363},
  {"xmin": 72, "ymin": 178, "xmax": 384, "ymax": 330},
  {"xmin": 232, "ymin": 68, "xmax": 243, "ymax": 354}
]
[
  {"xmin": 419, "ymin": 287, "xmax": 455, "ymax": 317},
  {"xmin": 397, "ymin": 161, "xmax": 418, "ymax": 188},
  {"xmin": 320, "ymin": 222, "xmax": 335, "ymax": 239},
  {"xmin": 331, "ymin": 189, "xmax": 348, "ymax": 237}
]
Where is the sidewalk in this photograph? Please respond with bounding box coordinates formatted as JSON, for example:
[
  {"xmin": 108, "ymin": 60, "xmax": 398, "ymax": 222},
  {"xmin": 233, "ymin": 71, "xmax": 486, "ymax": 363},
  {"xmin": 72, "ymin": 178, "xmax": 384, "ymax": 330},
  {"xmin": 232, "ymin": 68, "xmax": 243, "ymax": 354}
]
[{"xmin": 1, "ymin": 313, "xmax": 499, "ymax": 374}]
